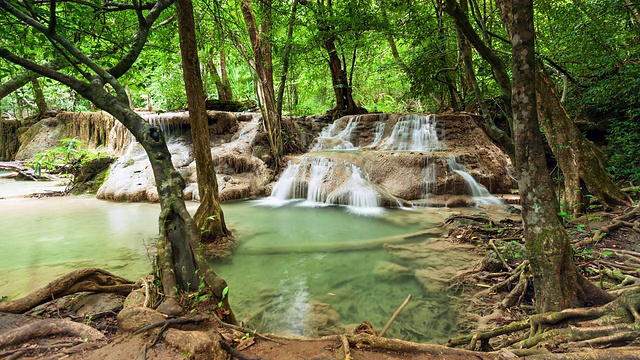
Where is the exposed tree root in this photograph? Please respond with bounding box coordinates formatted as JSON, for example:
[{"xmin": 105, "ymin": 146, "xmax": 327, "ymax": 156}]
[
  {"xmin": 0, "ymin": 268, "xmax": 135, "ymax": 313},
  {"xmin": 0, "ymin": 318, "xmax": 105, "ymax": 350},
  {"xmin": 346, "ymin": 333, "xmax": 495, "ymax": 358}
]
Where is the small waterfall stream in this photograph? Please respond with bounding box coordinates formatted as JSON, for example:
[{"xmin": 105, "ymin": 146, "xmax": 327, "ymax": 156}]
[{"xmin": 447, "ymin": 156, "xmax": 503, "ymax": 205}]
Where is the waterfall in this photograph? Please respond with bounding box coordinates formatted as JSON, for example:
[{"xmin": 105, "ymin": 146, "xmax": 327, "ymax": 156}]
[
  {"xmin": 140, "ymin": 112, "xmax": 188, "ymax": 139},
  {"xmin": 259, "ymin": 156, "xmax": 382, "ymax": 215},
  {"xmin": 368, "ymin": 122, "xmax": 386, "ymax": 147},
  {"xmin": 447, "ymin": 157, "xmax": 503, "ymax": 205},
  {"xmin": 379, "ymin": 115, "xmax": 440, "ymax": 151},
  {"xmin": 312, "ymin": 116, "xmax": 361, "ymax": 151}
]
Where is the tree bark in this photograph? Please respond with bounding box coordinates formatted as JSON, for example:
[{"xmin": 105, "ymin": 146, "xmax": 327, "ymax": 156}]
[
  {"xmin": 276, "ymin": 0, "xmax": 299, "ymax": 116},
  {"xmin": 241, "ymin": 0, "xmax": 283, "ymax": 166},
  {"xmin": 495, "ymin": 0, "xmax": 629, "ymax": 216},
  {"xmin": 509, "ymin": 0, "xmax": 612, "ymax": 313},
  {"xmin": 535, "ymin": 68, "xmax": 629, "ymax": 215},
  {"xmin": 30, "ymin": 78, "xmax": 48, "ymax": 116},
  {"xmin": 176, "ymin": 0, "xmax": 231, "ymax": 244}
]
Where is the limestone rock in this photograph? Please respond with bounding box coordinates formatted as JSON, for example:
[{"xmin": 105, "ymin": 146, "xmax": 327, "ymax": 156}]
[{"xmin": 117, "ymin": 306, "xmax": 166, "ymax": 333}]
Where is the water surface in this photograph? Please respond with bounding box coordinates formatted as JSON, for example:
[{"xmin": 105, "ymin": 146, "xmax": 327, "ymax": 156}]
[{"xmin": 0, "ymin": 189, "xmax": 461, "ymax": 342}]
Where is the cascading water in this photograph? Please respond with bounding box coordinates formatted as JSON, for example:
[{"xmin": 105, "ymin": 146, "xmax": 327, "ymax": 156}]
[
  {"xmin": 265, "ymin": 113, "xmax": 511, "ymax": 213},
  {"xmin": 312, "ymin": 116, "xmax": 361, "ymax": 151},
  {"xmin": 379, "ymin": 114, "xmax": 441, "ymax": 151},
  {"xmin": 447, "ymin": 156, "xmax": 503, "ymax": 205},
  {"xmin": 259, "ymin": 156, "xmax": 382, "ymax": 215},
  {"xmin": 368, "ymin": 122, "xmax": 386, "ymax": 147}
]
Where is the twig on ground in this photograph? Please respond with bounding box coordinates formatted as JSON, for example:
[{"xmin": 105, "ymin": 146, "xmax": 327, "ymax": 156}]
[
  {"xmin": 341, "ymin": 334, "xmax": 353, "ymax": 360},
  {"xmin": 489, "ymin": 239, "xmax": 513, "ymax": 271}
]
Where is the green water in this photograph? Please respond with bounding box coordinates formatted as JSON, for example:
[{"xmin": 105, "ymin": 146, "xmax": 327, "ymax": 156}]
[
  {"xmin": 0, "ymin": 191, "xmax": 462, "ymax": 343},
  {"xmin": 216, "ymin": 202, "xmax": 459, "ymax": 343}
]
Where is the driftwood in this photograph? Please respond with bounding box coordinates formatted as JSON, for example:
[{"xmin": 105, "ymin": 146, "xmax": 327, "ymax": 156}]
[
  {"xmin": 0, "ymin": 162, "xmax": 43, "ymax": 181},
  {"xmin": 0, "ymin": 268, "xmax": 135, "ymax": 313}
]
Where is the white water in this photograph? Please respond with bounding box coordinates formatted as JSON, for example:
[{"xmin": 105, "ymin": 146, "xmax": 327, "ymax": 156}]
[
  {"xmin": 259, "ymin": 156, "xmax": 382, "ymax": 215},
  {"xmin": 312, "ymin": 116, "xmax": 361, "ymax": 151},
  {"xmin": 368, "ymin": 121, "xmax": 386, "ymax": 147},
  {"xmin": 379, "ymin": 114, "xmax": 441, "ymax": 151},
  {"xmin": 447, "ymin": 157, "xmax": 503, "ymax": 205},
  {"xmin": 140, "ymin": 112, "xmax": 187, "ymax": 139}
]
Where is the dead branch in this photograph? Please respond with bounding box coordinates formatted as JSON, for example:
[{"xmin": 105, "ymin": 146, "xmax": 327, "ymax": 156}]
[{"xmin": 379, "ymin": 294, "xmax": 412, "ymax": 337}]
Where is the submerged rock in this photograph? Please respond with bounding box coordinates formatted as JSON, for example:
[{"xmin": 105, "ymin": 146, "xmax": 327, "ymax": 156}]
[
  {"xmin": 372, "ymin": 261, "xmax": 413, "ymax": 281},
  {"xmin": 304, "ymin": 300, "xmax": 345, "ymax": 337}
]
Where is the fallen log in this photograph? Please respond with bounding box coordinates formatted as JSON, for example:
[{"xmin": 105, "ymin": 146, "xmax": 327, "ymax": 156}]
[
  {"xmin": 0, "ymin": 318, "xmax": 105, "ymax": 350},
  {"xmin": 0, "ymin": 268, "xmax": 135, "ymax": 313}
]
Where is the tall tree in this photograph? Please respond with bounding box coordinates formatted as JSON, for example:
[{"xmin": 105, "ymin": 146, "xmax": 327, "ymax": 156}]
[
  {"xmin": 241, "ymin": 0, "xmax": 283, "ymax": 166},
  {"xmin": 509, "ymin": 0, "xmax": 612, "ymax": 312},
  {"xmin": 313, "ymin": 0, "xmax": 367, "ymax": 117},
  {"xmin": 495, "ymin": 0, "xmax": 629, "ymax": 216},
  {"xmin": 176, "ymin": 0, "xmax": 231, "ymax": 243},
  {"xmin": 0, "ymin": 0, "xmax": 235, "ymax": 322}
]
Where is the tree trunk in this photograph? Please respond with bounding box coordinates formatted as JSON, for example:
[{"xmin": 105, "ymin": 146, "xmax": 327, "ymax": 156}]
[
  {"xmin": 30, "ymin": 78, "xmax": 48, "ymax": 117},
  {"xmin": 443, "ymin": 0, "xmax": 512, "ymax": 126},
  {"xmin": 435, "ymin": 1, "xmax": 460, "ymax": 111},
  {"xmin": 510, "ymin": 0, "xmax": 613, "ymax": 313},
  {"xmin": 443, "ymin": 0, "xmax": 514, "ymax": 158},
  {"xmin": 535, "ymin": 68, "xmax": 629, "ymax": 215},
  {"xmin": 177, "ymin": 0, "xmax": 231, "ymax": 244},
  {"xmin": 495, "ymin": 0, "xmax": 629, "ymax": 216},
  {"xmin": 241, "ymin": 0, "xmax": 283, "ymax": 166},
  {"xmin": 276, "ymin": 0, "xmax": 299, "ymax": 117},
  {"xmin": 208, "ymin": 49, "xmax": 233, "ymax": 102},
  {"xmin": 219, "ymin": 49, "xmax": 233, "ymax": 101}
]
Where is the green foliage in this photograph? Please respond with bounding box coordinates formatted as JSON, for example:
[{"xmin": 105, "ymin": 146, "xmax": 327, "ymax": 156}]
[
  {"xmin": 217, "ymin": 285, "xmax": 229, "ymax": 308},
  {"xmin": 28, "ymin": 138, "xmax": 89, "ymax": 176},
  {"xmin": 606, "ymin": 114, "xmax": 640, "ymax": 184}
]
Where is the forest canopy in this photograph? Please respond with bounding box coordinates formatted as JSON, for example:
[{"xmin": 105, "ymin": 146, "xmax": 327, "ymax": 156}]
[{"xmin": 1, "ymin": 0, "xmax": 639, "ymax": 183}]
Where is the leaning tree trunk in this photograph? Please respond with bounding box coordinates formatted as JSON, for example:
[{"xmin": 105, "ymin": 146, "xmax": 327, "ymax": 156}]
[
  {"xmin": 510, "ymin": 0, "xmax": 613, "ymax": 313},
  {"xmin": 241, "ymin": 0, "xmax": 283, "ymax": 166},
  {"xmin": 443, "ymin": 0, "xmax": 514, "ymax": 158},
  {"xmin": 495, "ymin": 0, "xmax": 629, "ymax": 216},
  {"xmin": 535, "ymin": 67, "xmax": 629, "ymax": 216},
  {"xmin": 177, "ymin": 0, "xmax": 231, "ymax": 244}
]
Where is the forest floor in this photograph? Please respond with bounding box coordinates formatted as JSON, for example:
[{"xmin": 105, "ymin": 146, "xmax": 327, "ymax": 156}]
[{"xmin": 2, "ymin": 199, "xmax": 640, "ymax": 359}]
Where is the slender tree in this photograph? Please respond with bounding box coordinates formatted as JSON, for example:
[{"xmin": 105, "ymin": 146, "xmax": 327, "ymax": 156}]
[
  {"xmin": 241, "ymin": 0, "xmax": 283, "ymax": 166},
  {"xmin": 176, "ymin": 0, "xmax": 231, "ymax": 243},
  {"xmin": 510, "ymin": 0, "xmax": 612, "ymax": 312}
]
